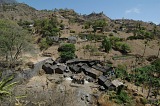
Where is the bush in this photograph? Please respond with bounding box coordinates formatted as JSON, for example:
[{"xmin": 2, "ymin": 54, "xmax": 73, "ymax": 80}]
[
  {"xmin": 84, "ymin": 45, "xmax": 98, "ymax": 52},
  {"xmin": 113, "ymin": 30, "xmax": 117, "ymax": 33},
  {"xmin": 70, "ymin": 30, "xmax": 75, "ymax": 33},
  {"xmin": 114, "ymin": 42, "xmax": 131, "ymax": 53},
  {"xmin": 109, "ymin": 33, "xmax": 114, "ymax": 36},
  {"xmin": 109, "ymin": 36, "xmax": 124, "ymax": 45},
  {"xmin": 140, "ymin": 98, "xmax": 148, "ymax": 105},
  {"xmin": 58, "ymin": 43, "xmax": 76, "ymax": 61},
  {"xmin": 60, "ymin": 52, "xmax": 75, "ymax": 61},
  {"xmin": 151, "ymin": 58, "xmax": 160, "ymax": 72},
  {"xmin": 115, "ymin": 64, "xmax": 127, "ymax": 79},
  {"xmin": 116, "ymin": 91, "xmax": 131, "ymax": 104},
  {"xmin": 102, "ymin": 37, "xmax": 112, "ymax": 53},
  {"xmin": 39, "ymin": 38, "xmax": 50, "ymax": 50},
  {"xmin": 58, "ymin": 43, "xmax": 76, "ymax": 53}
]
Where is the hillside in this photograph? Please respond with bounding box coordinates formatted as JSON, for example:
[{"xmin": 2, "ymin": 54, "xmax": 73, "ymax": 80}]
[
  {"xmin": 0, "ymin": 2, "xmax": 160, "ymax": 106},
  {"xmin": 0, "ymin": 0, "xmax": 17, "ymax": 4}
]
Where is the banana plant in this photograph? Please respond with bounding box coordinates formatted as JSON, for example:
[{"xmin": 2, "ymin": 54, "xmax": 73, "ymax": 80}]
[{"xmin": 0, "ymin": 72, "xmax": 17, "ymax": 99}]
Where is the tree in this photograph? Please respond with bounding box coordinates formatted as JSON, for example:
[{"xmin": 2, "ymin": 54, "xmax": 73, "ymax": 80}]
[
  {"xmin": 92, "ymin": 19, "xmax": 107, "ymax": 33},
  {"xmin": 121, "ymin": 43, "xmax": 131, "ymax": 53},
  {"xmin": 114, "ymin": 42, "xmax": 131, "ymax": 53},
  {"xmin": 34, "ymin": 18, "xmax": 60, "ymax": 37},
  {"xmin": 102, "ymin": 37, "xmax": 112, "ymax": 53},
  {"xmin": 142, "ymin": 39, "xmax": 149, "ymax": 57},
  {"xmin": 58, "ymin": 43, "xmax": 76, "ymax": 62},
  {"xmin": 0, "ymin": 19, "xmax": 32, "ymax": 69}
]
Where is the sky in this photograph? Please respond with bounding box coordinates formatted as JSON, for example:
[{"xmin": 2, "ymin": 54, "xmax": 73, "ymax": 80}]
[{"xmin": 17, "ymin": 0, "xmax": 160, "ymax": 24}]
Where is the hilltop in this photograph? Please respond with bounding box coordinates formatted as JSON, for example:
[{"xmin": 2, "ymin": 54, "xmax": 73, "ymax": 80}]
[{"xmin": 0, "ymin": 0, "xmax": 17, "ymax": 4}]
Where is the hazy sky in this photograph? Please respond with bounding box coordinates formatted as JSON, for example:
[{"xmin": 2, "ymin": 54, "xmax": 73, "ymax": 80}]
[{"xmin": 17, "ymin": 0, "xmax": 160, "ymax": 24}]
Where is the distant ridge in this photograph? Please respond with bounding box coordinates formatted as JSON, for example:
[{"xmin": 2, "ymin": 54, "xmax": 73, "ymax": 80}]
[{"xmin": 0, "ymin": 0, "xmax": 17, "ymax": 4}]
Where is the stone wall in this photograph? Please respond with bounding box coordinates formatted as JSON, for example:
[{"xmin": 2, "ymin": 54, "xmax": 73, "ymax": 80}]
[{"xmin": 2, "ymin": 57, "xmax": 53, "ymax": 82}]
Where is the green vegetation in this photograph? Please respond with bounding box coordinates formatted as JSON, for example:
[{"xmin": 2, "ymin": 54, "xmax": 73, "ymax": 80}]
[
  {"xmin": 58, "ymin": 43, "xmax": 76, "ymax": 61},
  {"xmin": 114, "ymin": 42, "xmax": 131, "ymax": 53},
  {"xmin": 115, "ymin": 91, "xmax": 131, "ymax": 104},
  {"xmin": 127, "ymin": 24, "xmax": 154, "ymax": 40},
  {"xmin": 70, "ymin": 30, "xmax": 75, "ymax": 33},
  {"xmin": 102, "ymin": 37, "xmax": 112, "ymax": 53},
  {"xmin": 17, "ymin": 20, "xmax": 33, "ymax": 30},
  {"xmin": 0, "ymin": 73, "xmax": 17, "ymax": 99},
  {"xmin": 108, "ymin": 36, "xmax": 130, "ymax": 53},
  {"xmin": 0, "ymin": 19, "xmax": 32, "ymax": 68},
  {"xmin": 39, "ymin": 38, "xmax": 51, "ymax": 50},
  {"xmin": 112, "ymin": 55, "xmax": 135, "ymax": 60},
  {"xmin": 34, "ymin": 18, "xmax": 60, "ymax": 37},
  {"xmin": 84, "ymin": 45, "xmax": 98, "ymax": 53},
  {"xmin": 109, "ymin": 90, "xmax": 132, "ymax": 105},
  {"xmin": 115, "ymin": 64, "xmax": 127, "ymax": 80},
  {"xmin": 79, "ymin": 34, "xmax": 105, "ymax": 41},
  {"xmin": 34, "ymin": 18, "xmax": 60, "ymax": 50},
  {"xmin": 151, "ymin": 58, "xmax": 160, "ymax": 74},
  {"xmin": 84, "ymin": 21, "xmax": 92, "ymax": 29},
  {"xmin": 115, "ymin": 64, "xmax": 160, "ymax": 88},
  {"xmin": 92, "ymin": 19, "xmax": 107, "ymax": 32},
  {"xmin": 109, "ymin": 36, "xmax": 124, "ymax": 46}
]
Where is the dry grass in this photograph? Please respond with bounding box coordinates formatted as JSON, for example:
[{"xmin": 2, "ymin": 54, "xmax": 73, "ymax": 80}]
[{"xmin": 98, "ymin": 94, "xmax": 117, "ymax": 106}]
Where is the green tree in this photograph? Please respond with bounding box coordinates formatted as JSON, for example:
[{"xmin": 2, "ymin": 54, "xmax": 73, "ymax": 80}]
[
  {"xmin": 58, "ymin": 43, "xmax": 76, "ymax": 62},
  {"xmin": 102, "ymin": 37, "xmax": 112, "ymax": 53},
  {"xmin": 0, "ymin": 19, "xmax": 32, "ymax": 68},
  {"xmin": 115, "ymin": 42, "xmax": 131, "ymax": 53},
  {"xmin": 92, "ymin": 19, "xmax": 107, "ymax": 33},
  {"xmin": 34, "ymin": 18, "xmax": 60, "ymax": 37}
]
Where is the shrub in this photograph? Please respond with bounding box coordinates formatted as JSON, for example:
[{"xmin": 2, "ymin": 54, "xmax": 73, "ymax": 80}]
[
  {"xmin": 60, "ymin": 52, "xmax": 75, "ymax": 61},
  {"xmin": 102, "ymin": 37, "xmax": 112, "ymax": 53},
  {"xmin": 115, "ymin": 91, "xmax": 131, "ymax": 104},
  {"xmin": 70, "ymin": 30, "xmax": 75, "ymax": 33},
  {"xmin": 39, "ymin": 38, "xmax": 50, "ymax": 50},
  {"xmin": 109, "ymin": 36, "xmax": 124, "ymax": 45},
  {"xmin": 115, "ymin": 64, "xmax": 127, "ymax": 79},
  {"xmin": 113, "ymin": 30, "xmax": 117, "ymax": 33},
  {"xmin": 109, "ymin": 33, "xmax": 114, "ymax": 36},
  {"xmin": 58, "ymin": 43, "xmax": 76, "ymax": 61},
  {"xmin": 140, "ymin": 98, "xmax": 148, "ymax": 105},
  {"xmin": 151, "ymin": 58, "xmax": 160, "ymax": 72},
  {"xmin": 114, "ymin": 42, "xmax": 131, "ymax": 53},
  {"xmin": 58, "ymin": 43, "xmax": 76, "ymax": 53}
]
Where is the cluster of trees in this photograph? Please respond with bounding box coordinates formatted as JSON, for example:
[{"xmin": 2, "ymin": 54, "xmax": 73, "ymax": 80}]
[
  {"xmin": 0, "ymin": 19, "xmax": 32, "ymax": 68},
  {"xmin": 58, "ymin": 43, "xmax": 76, "ymax": 62},
  {"xmin": 127, "ymin": 23, "xmax": 154, "ymax": 40},
  {"xmin": 34, "ymin": 18, "xmax": 61, "ymax": 50},
  {"xmin": 34, "ymin": 18, "xmax": 60, "ymax": 37},
  {"xmin": 115, "ymin": 63, "xmax": 160, "ymax": 99},
  {"xmin": 84, "ymin": 19, "xmax": 107, "ymax": 32},
  {"xmin": 102, "ymin": 36, "xmax": 131, "ymax": 53}
]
